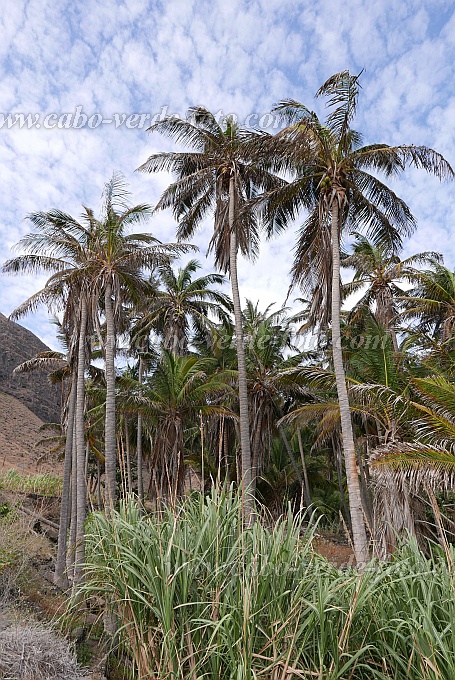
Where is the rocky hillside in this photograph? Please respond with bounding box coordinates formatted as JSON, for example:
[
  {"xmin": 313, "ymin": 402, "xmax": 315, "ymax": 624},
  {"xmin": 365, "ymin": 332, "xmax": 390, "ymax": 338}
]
[
  {"xmin": 0, "ymin": 391, "xmax": 60, "ymax": 475},
  {"xmin": 0, "ymin": 313, "xmax": 61, "ymax": 423}
]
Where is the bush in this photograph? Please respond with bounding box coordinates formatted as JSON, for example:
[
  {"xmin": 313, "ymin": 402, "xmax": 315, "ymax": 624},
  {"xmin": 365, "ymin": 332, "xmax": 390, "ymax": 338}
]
[
  {"xmin": 0, "ymin": 623, "xmax": 84, "ymax": 680},
  {"xmin": 78, "ymin": 487, "xmax": 455, "ymax": 679}
]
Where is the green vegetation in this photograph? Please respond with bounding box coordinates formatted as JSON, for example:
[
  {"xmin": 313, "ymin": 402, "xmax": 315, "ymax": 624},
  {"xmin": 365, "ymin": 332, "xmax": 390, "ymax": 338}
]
[
  {"xmin": 0, "ymin": 469, "xmax": 63, "ymax": 496},
  {"xmin": 2, "ymin": 68, "xmax": 455, "ymax": 677},
  {"xmin": 0, "ymin": 526, "xmax": 20, "ymax": 572},
  {"xmin": 4, "ymin": 69, "xmax": 454, "ymax": 573},
  {"xmin": 79, "ymin": 489, "xmax": 455, "ymax": 680}
]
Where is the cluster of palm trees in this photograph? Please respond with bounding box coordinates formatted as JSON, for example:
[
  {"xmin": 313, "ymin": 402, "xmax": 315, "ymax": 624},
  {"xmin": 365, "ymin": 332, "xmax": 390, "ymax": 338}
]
[{"xmin": 3, "ymin": 70, "xmax": 454, "ymax": 578}]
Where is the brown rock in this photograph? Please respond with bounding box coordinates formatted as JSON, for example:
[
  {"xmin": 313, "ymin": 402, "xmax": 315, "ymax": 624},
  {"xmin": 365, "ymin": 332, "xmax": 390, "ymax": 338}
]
[{"xmin": 0, "ymin": 312, "xmax": 61, "ymax": 423}]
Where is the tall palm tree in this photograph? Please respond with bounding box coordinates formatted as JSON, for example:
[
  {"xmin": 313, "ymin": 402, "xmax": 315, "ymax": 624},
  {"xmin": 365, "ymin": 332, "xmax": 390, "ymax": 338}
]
[
  {"xmin": 342, "ymin": 235, "xmax": 440, "ymax": 351},
  {"xmin": 3, "ymin": 176, "xmax": 189, "ymax": 587},
  {"xmin": 264, "ymin": 70, "xmax": 453, "ymax": 562},
  {"xmin": 138, "ymin": 108, "xmax": 285, "ymax": 518},
  {"xmin": 138, "ymin": 259, "xmax": 233, "ymax": 355},
  {"xmin": 3, "ymin": 213, "xmax": 95, "ymax": 583},
  {"xmin": 82, "ymin": 174, "xmax": 190, "ymax": 508}
]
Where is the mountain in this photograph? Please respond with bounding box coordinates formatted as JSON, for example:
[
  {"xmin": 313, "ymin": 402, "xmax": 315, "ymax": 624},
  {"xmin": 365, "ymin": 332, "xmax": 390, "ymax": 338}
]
[
  {"xmin": 0, "ymin": 313, "xmax": 61, "ymax": 423},
  {"xmin": 0, "ymin": 391, "xmax": 60, "ymax": 475}
]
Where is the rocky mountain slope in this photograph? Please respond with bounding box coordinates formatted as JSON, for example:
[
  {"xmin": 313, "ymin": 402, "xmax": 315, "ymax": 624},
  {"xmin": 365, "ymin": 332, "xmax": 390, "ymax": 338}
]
[
  {"xmin": 0, "ymin": 313, "xmax": 61, "ymax": 423},
  {"xmin": 0, "ymin": 391, "xmax": 59, "ymax": 475}
]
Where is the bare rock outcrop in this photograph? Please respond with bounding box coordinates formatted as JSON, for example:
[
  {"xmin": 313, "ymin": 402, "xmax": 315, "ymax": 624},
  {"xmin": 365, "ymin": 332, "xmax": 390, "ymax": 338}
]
[{"xmin": 0, "ymin": 313, "xmax": 60, "ymax": 423}]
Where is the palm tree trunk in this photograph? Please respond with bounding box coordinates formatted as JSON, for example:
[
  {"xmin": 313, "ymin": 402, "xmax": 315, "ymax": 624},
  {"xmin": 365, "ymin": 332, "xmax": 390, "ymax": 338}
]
[
  {"xmin": 54, "ymin": 374, "xmax": 77, "ymax": 589},
  {"xmin": 74, "ymin": 297, "xmax": 88, "ymax": 585},
  {"xmin": 137, "ymin": 356, "xmax": 144, "ymax": 503},
  {"xmin": 200, "ymin": 411, "xmax": 205, "ymax": 493},
  {"xmin": 278, "ymin": 424, "xmax": 303, "ymax": 485},
  {"xmin": 357, "ymin": 440, "xmax": 373, "ymax": 530},
  {"xmin": 125, "ymin": 420, "xmax": 132, "ymax": 494},
  {"xmin": 297, "ymin": 429, "xmax": 311, "ymax": 508},
  {"xmin": 96, "ymin": 459, "xmax": 102, "ymax": 507},
  {"xmin": 333, "ymin": 438, "xmax": 351, "ymax": 530},
  {"xmin": 104, "ymin": 282, "xmax": 117, "ymax": 509},
  {"xmin": 330, "ymin": 198, "xmax": 369, "ymax": 564},
  {"xmin": 378, "ymin": 289, "xmax": 399, "ymax": 352},
  {"xmin": 389, "ymin": 326, "xmax": 399, "ymax": 353},
  {"xmin": 229, "ymin": 173, "xmax": 253, "ymax": 521},
  {"xmin": 118, "ymin": 432, "xmax": 126, "ymax": 498},
  {"xmin": 103, "ymin": 282, "xmax": 119, "ymax": 638},
  {"xmin": 67, "ymin": 427, "xmax": 77, "ymax": 577},
  {"xmin": 85, "ymin": 440, "xmax": 90, "ymax": 478},
  {"xmin": 250, "ymin": 420, "xmax": 262, "ymax": 496}
]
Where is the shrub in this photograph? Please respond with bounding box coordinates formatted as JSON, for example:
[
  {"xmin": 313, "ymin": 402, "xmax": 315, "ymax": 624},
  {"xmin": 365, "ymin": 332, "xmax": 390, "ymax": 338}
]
[{"xmin": 0, "ymin": 623, "xmax": 84, "ymax": 680}]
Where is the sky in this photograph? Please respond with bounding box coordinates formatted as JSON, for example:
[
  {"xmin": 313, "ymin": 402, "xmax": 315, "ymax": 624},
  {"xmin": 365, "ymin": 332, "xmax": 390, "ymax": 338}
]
[{"xmin": 0, "ymin": 0, "xmax": 454, "ymax": 349}]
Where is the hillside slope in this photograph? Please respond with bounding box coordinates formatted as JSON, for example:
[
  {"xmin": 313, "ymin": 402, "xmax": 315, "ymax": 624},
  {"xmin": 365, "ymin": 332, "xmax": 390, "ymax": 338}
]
[
  {"xmin": 0, "ymin": 312, "xmax": 60, "ymax": 423},
  {"xmin": 0, "ymin": 391, "xmax": 61, "ymax": 475}
]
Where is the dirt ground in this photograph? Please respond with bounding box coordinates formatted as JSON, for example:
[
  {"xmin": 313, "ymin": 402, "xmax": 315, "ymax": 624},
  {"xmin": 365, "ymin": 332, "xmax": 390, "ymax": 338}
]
[
  {"xmin": 0, "ymin": 391, "xmax": 63, "ymax": 476},
  {"xmin": 313, "ymin": 534, "xmax": 355, "ymax": 567}
]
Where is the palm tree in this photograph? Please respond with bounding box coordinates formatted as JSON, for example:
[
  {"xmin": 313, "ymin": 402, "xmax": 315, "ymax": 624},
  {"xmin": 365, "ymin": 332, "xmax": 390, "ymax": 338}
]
[
  {"xmin": 401, "ymin": 260, "xmax": 455, "ymax": 346},
  {"xmin": 242, "ymin": 301, "xmax": 306, "ymax": 490},
  {"xmin": 3, "ymin": 209, "xmax": 100, "ymax": 582},
  {"xmin": 138, "ymin": 108, "xmax": 285, "ymax": 518},
  {"xmin": 82, "ymin": 174, "xmax": 190, "ymax": 509},
  {"xmin": 138, "ymin": 259, "xmax": 233, "ymax": 355},
  {"xmin": 2, "ymin": 176, "xmax": 189, "ymax": 587},
  {"xmin": 292, "ymin": 317, "xmax": 455, "ymax": 554},
  {"xmin": 370, "ymin": 373, "xmax": 455, "ymax": 556},
  {"xmin": 263, "ymin": 70, "xmax": 453, "ymax": 563},
  {"xmin": 342, "ymin": 235, "xmax": 440, "ymax": 352},
  {"xmin": 130, "ymin": 350, "xmax": 235, "ymax": 501}
]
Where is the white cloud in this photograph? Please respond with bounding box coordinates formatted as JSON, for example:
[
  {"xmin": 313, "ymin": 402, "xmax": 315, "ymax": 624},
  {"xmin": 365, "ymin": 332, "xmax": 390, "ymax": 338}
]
[{"xmin": 0, "ymin": 0, "xmax": 454, "ymax": 348}]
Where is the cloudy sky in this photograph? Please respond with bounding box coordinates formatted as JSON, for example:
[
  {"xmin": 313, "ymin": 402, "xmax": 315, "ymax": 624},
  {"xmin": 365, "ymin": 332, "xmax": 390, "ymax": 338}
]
[{"xmin": 1, "ymin": 0, "xmax": 454, "ymax": 349}]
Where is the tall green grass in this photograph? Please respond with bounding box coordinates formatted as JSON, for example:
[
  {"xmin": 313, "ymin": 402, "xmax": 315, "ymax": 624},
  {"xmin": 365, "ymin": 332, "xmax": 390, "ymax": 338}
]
[
  {"xmin": 0, "ymin": 469, "xmax": 63, "ymax": 496},
  {"xmin": 79, "ymin": 487, "xmax": 455, "ymax": 679}
]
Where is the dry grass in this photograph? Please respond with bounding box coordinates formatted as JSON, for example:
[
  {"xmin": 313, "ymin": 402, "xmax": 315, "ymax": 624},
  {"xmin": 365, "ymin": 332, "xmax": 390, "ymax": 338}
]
[
  {"xmin": 0, "ymin": 508, "xmax": 89, "ymax": 680},
  {"xmin": 0, "ymin": 504, "xmax": 54, "ymax": 608},
  {"xmin": 0, "ymin": 623, "xmax": 84, "ymax": 680}
]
